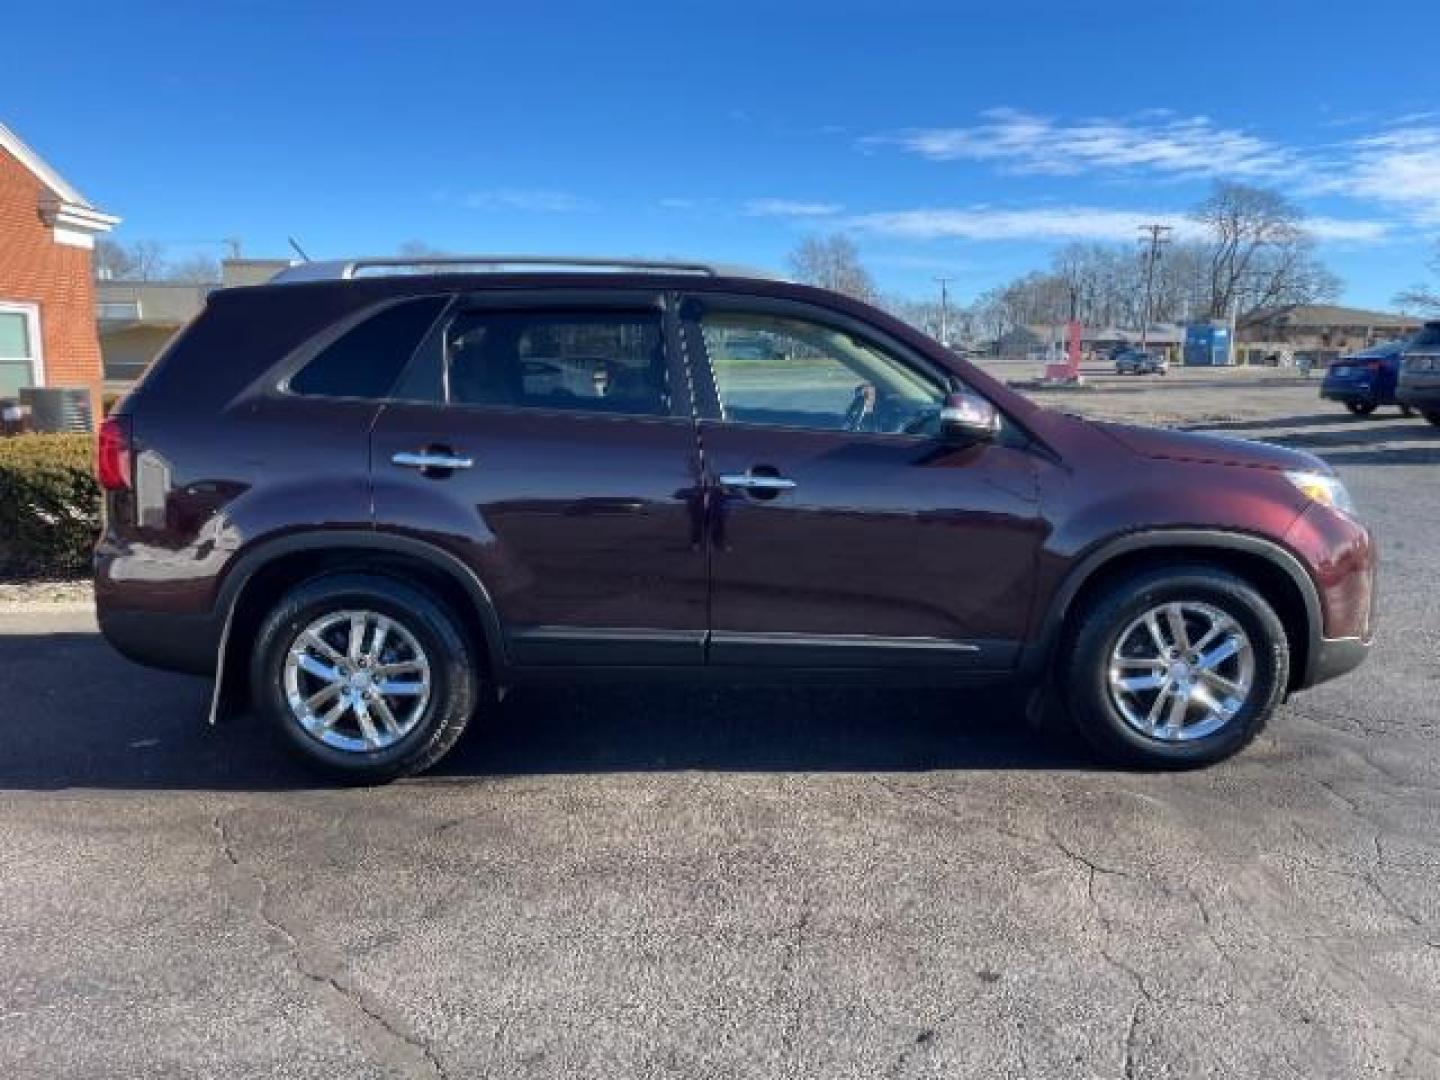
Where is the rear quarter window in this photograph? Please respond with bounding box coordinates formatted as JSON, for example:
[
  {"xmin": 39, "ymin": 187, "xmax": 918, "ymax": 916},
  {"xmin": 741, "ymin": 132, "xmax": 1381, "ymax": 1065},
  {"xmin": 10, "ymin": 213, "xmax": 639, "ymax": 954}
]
[{"xmin": 288, "ymin": 296, "xmax": 448, "ymax": 399}]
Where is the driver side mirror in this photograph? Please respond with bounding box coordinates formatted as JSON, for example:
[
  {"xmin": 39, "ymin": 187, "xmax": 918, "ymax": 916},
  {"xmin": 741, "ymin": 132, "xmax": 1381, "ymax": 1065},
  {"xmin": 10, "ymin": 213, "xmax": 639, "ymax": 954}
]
[{"xmin": 939, "ymin": 391, "xmax": 1000, "ymax": 445}]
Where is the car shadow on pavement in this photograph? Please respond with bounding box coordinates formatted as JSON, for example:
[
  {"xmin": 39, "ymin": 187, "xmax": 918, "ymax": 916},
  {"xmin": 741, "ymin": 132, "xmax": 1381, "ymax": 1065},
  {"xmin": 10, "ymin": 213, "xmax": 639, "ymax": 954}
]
[
  {"xmin": 0, "ymin": 630, "xmax": 1094, "ymax": 792},
  {"xmin": 1189, "ymin": 411, "xmax": 1411, "ymax": 433},
  {"xmin": 1187, "ymin": 413, "xmax": 1440, "ymax": 465}
]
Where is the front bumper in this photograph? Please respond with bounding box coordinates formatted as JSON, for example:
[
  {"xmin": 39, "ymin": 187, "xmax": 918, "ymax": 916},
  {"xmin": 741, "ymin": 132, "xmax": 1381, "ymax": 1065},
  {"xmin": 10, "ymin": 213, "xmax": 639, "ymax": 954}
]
[{"xmin": 1396, "ymin": 379, "xmax": 1440, "ymax": 409}]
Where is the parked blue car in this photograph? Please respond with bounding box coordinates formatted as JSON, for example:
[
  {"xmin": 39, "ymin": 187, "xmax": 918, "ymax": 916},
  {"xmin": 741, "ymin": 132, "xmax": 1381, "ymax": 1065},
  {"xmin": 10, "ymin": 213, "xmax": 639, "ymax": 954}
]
[{"xmin": 1320, "ymin": 340, "xmax": 1415, "ymax": 417}]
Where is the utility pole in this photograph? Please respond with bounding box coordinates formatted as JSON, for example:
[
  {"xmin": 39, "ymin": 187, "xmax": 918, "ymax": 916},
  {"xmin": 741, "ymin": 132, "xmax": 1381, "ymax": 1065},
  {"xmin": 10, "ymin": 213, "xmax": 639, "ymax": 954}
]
[
  {"xmin": 934, "ymin": 276, "xmax": 954, "ymax": 346},
  {"xmin": 1138, "ymin": 223, "xmax": 1172, "ymax": 354}
]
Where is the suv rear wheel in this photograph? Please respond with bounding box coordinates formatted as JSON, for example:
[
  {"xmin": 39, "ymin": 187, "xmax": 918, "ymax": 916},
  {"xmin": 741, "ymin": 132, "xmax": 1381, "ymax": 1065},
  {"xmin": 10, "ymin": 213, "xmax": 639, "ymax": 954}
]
[
  {"xmin": 1425, "ymin": 411, "xmax": 1440, "ymax": 428},
  {"xmin": 250, "ymin": 573, "xmax": 479, "ymax": 782},
  {"xmin": 1345, "ymin": 400, "xmax": 1377, "ymax": 416},
  {"xmin": 1062, "ymin": 566, "xmax": 1289, "ymax": 768}
]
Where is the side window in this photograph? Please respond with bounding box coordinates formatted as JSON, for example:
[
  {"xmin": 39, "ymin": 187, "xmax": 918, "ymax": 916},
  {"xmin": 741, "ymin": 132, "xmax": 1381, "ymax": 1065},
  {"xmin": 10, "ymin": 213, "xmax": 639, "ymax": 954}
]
[
  {"xmin": 699, "ymin": 311, "xmax": 945, "ymax": 435},
  {"xmin": 445, "ymin": 310, "xmax": 669, "ymax": 416},
  {"xmin": 288, "ymin": 296, "xmax": 447, "ymax": 399}
]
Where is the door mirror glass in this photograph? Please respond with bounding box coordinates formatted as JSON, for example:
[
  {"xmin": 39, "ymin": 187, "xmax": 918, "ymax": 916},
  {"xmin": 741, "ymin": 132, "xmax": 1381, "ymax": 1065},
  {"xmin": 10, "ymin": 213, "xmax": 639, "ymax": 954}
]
[{"xmin": 939, "ymin": 391, "xmax": 999, "ymax": 444}]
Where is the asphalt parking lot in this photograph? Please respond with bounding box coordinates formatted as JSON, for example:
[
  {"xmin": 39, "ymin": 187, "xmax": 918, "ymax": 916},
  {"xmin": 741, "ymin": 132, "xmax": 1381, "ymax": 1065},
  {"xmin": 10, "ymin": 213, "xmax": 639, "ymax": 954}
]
[{"xmin": 2, "ymin": 378, "xmax": 1437, "ymax": 1079}]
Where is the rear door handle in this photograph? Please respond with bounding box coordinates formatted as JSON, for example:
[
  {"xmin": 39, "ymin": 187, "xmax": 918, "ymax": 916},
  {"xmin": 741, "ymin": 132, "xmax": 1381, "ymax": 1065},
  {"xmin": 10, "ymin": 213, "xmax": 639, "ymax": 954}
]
[
  {"xmin": 392, "ymin": 450, "xmax": 474, "ymax": 470},
  {"xmin": 719, "ymin": 473, "xmax": 797, "ymax": 492}
]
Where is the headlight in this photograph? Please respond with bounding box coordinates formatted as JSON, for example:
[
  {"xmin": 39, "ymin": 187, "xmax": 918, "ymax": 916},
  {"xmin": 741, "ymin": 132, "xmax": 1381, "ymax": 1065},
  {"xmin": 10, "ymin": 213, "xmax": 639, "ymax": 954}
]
[{"xmin": 1285, "ymin": 470, "xmax": 1357, "ymax": 516}]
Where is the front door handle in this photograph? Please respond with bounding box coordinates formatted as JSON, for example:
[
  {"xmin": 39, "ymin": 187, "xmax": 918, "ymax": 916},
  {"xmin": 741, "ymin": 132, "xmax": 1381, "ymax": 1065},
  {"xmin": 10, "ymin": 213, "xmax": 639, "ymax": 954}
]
[
  {"xmin": 392, "ymin": 450, "xmax": 474, "ymax": 471},
  {"xmin": 718, "ymin": 473, "xmax": 797, "ymax": 492}
]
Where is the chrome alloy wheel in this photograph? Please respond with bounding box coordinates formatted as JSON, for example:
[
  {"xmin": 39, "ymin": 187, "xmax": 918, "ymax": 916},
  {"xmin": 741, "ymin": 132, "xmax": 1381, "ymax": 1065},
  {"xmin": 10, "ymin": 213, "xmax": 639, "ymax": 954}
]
[
  {"xmin": 282, "ymin": 610, "xmax": 432, "ymax": 753},
  {"xmin": 1107, "ymin": 601, "xmax": 1255, "ymax": 742}
]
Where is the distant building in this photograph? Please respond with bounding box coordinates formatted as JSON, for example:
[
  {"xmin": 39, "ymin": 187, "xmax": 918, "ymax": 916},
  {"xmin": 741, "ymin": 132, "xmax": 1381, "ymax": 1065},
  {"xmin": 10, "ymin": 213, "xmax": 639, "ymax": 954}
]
[
  {"xmin": 0, "ymin": 121, "xmax": 119, "ymax": 411},
  {"xmin": 1009, "ymin": 323, "xmax": 1185, "ymax": 362},
  {"xmin": 1237, "ymin": 304, "xmax": 1422, "ymax": 366},
  {"xmin": 97, "ymin": 281, "xmax": 216, "ymax": 388},
  {"xmin": 97, "ymin": 258, "xmax": 291, "ymax": 390}
]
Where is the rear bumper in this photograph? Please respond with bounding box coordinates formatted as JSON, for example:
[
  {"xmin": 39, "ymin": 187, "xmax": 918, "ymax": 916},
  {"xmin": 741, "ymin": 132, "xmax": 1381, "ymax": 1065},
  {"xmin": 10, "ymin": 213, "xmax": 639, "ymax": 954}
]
[
  {"xmin": 97, "ymin": 605, "xmax": 222, "ymax": 676},
  {"xmin": 1320, "ymin": 385, "xmax": 1377, "ymax": 404},
  {"xmin": 1305, "ymin": 635, "xmax": 1372, "ymax": 688}
]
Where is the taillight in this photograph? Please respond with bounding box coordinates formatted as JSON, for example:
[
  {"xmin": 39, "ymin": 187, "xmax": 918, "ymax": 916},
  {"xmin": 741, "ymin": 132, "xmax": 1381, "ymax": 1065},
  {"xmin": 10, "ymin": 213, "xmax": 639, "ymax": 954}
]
[{"xmin": 97, "ymin": 416, "xmax": 132, "ymax": 491}]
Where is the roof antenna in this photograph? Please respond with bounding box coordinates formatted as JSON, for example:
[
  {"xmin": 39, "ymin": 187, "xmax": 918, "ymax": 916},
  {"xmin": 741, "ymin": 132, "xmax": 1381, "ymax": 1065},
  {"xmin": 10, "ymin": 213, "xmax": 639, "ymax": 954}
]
[{"xmin": 287, "ymin": 236, "xmax": 312, "ymax": 262}]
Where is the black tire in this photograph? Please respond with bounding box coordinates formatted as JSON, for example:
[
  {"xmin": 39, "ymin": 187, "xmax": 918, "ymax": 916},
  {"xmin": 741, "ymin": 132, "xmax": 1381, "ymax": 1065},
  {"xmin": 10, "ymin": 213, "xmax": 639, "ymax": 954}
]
[
  {"xmin": 1061, "ymin": 566, "xmax": 1289, "ymax": 769},
  {"xmin": 1345, "ymin": 400, "xmax": 1377, "ymax": 416},
  {"xmin": 250, "ymin": 573, "xmax": 479, "ymax": 782},
  {"xmin": 1425, "ymin": 411, "xmax": 1440, "ymax": 428},
  {"xmin": 1399, "ymin": 404, "xmax": 1416, "ymax": 419}
]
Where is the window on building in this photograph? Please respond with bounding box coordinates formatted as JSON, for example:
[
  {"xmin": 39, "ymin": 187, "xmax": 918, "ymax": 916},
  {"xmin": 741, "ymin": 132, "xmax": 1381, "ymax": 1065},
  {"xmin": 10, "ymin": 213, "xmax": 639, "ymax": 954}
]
[{"xmin": 0, "ymin": 304, "xmax": 41, "ymax": 397}]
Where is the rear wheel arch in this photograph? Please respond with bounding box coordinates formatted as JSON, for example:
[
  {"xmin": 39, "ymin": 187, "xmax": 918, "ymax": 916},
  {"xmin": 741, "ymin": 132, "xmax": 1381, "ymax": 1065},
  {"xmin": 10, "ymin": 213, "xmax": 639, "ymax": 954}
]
[
  {"xmin": 1028, "ymin": 531, "xmax": 1321, "ymax": 691},
  {"xmin": 212, "ymin": 532, "xmax": 505, "ymax": 717}
]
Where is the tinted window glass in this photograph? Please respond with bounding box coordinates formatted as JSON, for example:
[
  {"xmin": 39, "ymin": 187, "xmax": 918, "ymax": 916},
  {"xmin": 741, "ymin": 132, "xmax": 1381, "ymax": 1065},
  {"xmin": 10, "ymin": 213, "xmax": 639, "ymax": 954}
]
[
  {"xmin": 446, "ymin": 310, "xmax": 669, "ymax": 415},
  {"xmin": 1411, "ymin": 323, "xmax": 1440, "ymax": 349},
  {"xmin": 289, "ymin": 296, "xmax": 447, "ymax": 399},
  {"xmin": 699, "ymin": 311, "xmax": 944, "ymax": 434}
]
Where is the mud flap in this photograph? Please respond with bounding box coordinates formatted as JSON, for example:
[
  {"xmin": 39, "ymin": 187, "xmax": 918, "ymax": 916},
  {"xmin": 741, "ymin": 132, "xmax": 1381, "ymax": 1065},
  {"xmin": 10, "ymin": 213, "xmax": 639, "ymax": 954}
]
[{"xmin": 207, "ymin": 599, "xmax": 242, "ymax": 725}]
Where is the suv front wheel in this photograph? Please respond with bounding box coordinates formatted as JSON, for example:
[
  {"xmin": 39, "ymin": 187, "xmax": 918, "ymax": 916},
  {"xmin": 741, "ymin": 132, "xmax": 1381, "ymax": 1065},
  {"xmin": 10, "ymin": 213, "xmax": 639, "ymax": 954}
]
[
  {"xmin": 1062, "ymin": 566, "xmax": 1289, "ymax": 769},
  {"xmin": 250, "ymin": 573, "xmax": 480, "ymax": 782}
]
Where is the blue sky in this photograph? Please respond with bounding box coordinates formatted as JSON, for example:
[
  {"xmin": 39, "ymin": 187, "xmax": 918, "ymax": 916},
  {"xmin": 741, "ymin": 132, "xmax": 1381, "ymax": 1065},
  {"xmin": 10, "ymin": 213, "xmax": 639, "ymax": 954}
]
[{"xmin": 7, "ymin": 0, "xmax": 1440, "ymax": 309}]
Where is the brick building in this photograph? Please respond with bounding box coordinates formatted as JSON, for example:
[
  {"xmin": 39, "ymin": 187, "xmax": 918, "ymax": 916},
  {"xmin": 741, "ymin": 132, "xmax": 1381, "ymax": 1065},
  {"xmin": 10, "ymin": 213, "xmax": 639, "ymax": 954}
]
[
  {"xmin": 0, "ymin": 122, "xmax": 118, "ymax": 411},
  {"xmin": 1236, "ymin": 304, "xmax": 1423, "ymax": 367}
]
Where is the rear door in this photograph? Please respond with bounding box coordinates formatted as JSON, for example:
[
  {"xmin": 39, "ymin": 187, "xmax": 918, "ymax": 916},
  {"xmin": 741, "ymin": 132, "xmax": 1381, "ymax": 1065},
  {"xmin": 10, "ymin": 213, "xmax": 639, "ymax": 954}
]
[{"xmin": 369, "ymin": 289, "xmax": 709, "ymax": 667}]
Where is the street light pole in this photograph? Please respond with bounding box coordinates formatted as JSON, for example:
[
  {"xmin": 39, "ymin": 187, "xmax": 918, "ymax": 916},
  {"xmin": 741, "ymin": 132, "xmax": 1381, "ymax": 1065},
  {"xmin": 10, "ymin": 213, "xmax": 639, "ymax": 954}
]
[{"xmin": 933, "ymin": 277, "xmax": 954, "ymax": 346}]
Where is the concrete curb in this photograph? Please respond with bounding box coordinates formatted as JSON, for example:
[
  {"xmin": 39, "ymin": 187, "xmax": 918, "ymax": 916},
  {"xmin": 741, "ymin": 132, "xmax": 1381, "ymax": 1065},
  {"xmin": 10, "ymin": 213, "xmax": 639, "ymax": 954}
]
[{"xmin": 0, "ymin": 602, "xmax": 96, "ymax": 615}]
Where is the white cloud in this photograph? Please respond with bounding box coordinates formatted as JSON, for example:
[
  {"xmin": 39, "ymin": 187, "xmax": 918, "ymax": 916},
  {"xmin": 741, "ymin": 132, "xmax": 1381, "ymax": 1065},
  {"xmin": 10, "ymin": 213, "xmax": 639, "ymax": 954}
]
[
  {"xmin": 459, "ymin": 189, "xmax": 587, "ymax": 212},
  {"xmin": 1304, "ymin": 216, "xmax": 1393, "ymax": 242},
  {"xmin": 846, "ymin": 205, "xmax": 1389, "ymax": 244},
  {"xmin": 848, "ymin": 206, "xmax": 1194, "ymax": 243},
  {"xmin": 866, "ymin": 108, "xmax": 1440, "ymax": 232},
  {"xmin": 875, "ymin": 109, "xmax": 1299, "ymax": 181},
  {"xmin": 1334, "ymin": 126, "xmax": 1440, "ymax": 225},
  {"xmin": 742, "ymin": 198, "xmax": 843, "ymax": 218}
]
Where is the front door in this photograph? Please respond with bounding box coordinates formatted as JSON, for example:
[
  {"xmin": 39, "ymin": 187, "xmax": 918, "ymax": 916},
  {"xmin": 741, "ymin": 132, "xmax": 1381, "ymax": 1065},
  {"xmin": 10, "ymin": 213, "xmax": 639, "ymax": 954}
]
[
  {"xmin": 370, "ymin": 291, "xmax": 708, "ymax": 667},
  {"xmin": 683, "ymin": 295, "xmax": 1044, "ymax": 671}
]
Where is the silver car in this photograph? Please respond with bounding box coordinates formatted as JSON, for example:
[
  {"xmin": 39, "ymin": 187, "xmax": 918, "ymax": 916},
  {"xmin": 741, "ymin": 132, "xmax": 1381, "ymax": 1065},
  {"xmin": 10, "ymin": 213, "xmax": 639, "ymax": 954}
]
[{"xmin": 1397, "ymin": 321, "xmax": 1440, "ymax": 427}]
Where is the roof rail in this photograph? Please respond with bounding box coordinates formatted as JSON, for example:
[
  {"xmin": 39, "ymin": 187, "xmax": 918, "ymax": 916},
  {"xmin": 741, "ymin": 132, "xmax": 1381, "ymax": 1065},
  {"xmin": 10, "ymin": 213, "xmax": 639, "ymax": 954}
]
[{"xmin": 268, "ymin": 255, "xmax": 783, "ymax": 284}]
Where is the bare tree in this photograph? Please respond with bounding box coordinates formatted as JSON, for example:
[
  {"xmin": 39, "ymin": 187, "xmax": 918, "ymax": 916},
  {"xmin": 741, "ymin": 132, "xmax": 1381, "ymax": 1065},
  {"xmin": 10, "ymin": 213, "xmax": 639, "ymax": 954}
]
[
  {"xmin": 884, "ymin": 296, "xmax": 948, "ymax": 340},
  {"xmin": 788, "ymin": 234, "xmax": 877, "ymax": 302},
  {"xmin": 1191, "ymin": 182, "xmax": 1337, "ymax": 319},
  {"xmin": 1394, "ymin": 243, "xmax": 1440, "ymax": 314},
  {"xmin": 91, "ymin": 239, "xmax": 175, "ymax": 281},
  {"xmin": 166, "ymin": 253, "xmax": 222, "ymax": 284},
  {"xmin": 94, "ymin": 240, "xmax": 137, "ymax": 281},
  {"xmin": 127, "ymin": 241, "xmax": 169, "ymax": 281}
]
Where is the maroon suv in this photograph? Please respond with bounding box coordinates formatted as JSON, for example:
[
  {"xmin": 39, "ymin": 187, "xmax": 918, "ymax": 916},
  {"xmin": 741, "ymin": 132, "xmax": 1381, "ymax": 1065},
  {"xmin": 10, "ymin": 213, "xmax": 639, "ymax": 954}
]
[{"xmin": 94, "ymin": 256, "xmax": 1375, "ymax": 781}]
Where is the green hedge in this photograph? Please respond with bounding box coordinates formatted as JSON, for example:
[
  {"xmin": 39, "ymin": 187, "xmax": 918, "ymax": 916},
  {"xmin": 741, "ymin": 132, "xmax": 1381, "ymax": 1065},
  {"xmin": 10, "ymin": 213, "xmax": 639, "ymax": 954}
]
[{"xmin": 0, "ymin": 434, "xmax": 101, "ymax": 577}]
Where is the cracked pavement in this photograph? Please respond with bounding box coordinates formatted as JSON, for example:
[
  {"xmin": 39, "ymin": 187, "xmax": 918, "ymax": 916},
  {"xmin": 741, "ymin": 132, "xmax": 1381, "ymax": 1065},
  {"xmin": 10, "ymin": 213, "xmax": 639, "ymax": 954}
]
[{"xmin": 1, "ymin": 381, "xmax": 1437, "ymax": 1078}]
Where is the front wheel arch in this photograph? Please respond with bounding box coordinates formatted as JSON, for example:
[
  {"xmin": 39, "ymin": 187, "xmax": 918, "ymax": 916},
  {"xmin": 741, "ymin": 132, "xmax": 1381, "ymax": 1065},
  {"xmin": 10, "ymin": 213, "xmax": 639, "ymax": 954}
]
[{"xmin": 1023, "ymin": 532, "xmax": 1320, "ymax": 692}]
